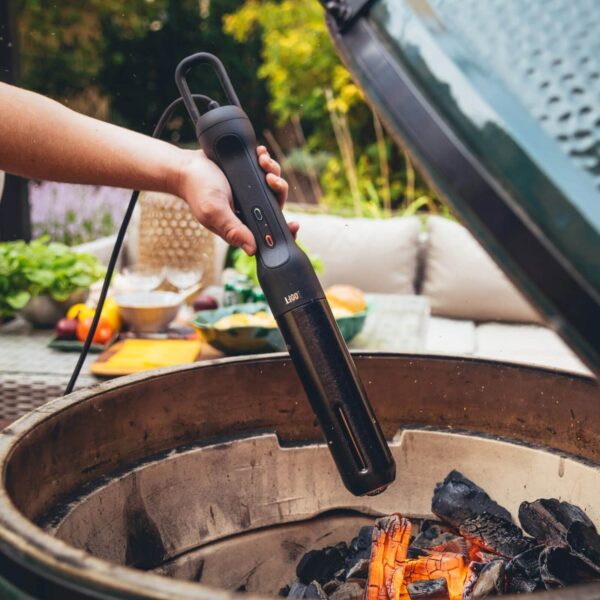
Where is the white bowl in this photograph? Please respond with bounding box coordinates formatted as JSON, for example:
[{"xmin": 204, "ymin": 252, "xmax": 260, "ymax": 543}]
[{"xmin": 115, "ymin": 291, "xmax": 182, "ymax": 333}]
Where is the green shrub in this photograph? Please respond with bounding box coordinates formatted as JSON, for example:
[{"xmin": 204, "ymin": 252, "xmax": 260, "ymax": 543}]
[{"xmin": 224, "ymin": 0, "xmax": 447, "ymax": 218}]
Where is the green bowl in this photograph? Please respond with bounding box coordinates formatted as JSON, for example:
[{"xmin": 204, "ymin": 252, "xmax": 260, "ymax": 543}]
[{"xmin": 192, "ymin": 302, "xmax": 368, "ymax": 355}]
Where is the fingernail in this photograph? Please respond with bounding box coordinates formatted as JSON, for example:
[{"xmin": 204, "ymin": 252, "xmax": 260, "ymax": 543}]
[{"xmin": 242, "ymin": 243, "xmax": 254, "ymax": 255}]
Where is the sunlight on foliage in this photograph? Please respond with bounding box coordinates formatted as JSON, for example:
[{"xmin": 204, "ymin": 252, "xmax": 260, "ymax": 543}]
[
  {"xmin": 18, "ymin": 0, "xmax": 447, "ymax": 219},
  {"xmin": 224, "ymin": 0, "xmax": 446, "ymax": 217}
]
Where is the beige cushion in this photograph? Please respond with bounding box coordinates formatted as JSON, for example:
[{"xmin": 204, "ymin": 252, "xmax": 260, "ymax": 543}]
[
  {"xmin": 475, "ymin": 323, "xmax": 589, "ymax": 375},
  {"xmin": 422, "ymin": 216, "xmax": 543, "ymax": 323},
  {"xmin": 425, "ymin": 316, "xmax": 476, "ymax": 356},
  {"xmin": 286, "ymin": 212, "xmax": 421, "ymax": 294}
]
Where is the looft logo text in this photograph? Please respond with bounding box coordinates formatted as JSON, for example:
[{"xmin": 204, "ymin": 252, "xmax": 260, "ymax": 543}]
[{"xmin": 284, "ymin": 291, "xmax": 301, "ymax": 305}]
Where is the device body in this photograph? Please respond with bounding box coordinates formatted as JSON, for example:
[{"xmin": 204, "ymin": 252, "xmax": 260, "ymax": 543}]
[{"xmin": 176, "ymin": 55, "xmax": 395, "ymax": 496}]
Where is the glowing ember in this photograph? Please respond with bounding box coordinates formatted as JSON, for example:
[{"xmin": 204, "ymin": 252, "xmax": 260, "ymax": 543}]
[
  {"xmin": 366, "ymin": 515, "xmax": 470, "ymax": 600},
  {"xmin": 365, "ymin": 515, "xmax": 411, "ymax": 600}
]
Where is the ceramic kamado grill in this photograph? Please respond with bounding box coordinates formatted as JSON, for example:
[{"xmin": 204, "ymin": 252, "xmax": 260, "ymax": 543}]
[{"xmin": 0, "ymin": 1, "xmax": 598, "ymax": 598}]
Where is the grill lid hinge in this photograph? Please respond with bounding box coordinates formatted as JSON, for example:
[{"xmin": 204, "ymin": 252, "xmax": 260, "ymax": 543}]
[{"xmin": 321, "ymin": 0, "xmax": 377, "ymax": 32}]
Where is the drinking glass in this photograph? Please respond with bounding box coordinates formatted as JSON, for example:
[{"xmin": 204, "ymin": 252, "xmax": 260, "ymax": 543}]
[
  {"xmin": 164, "ymin": 266, "xmax": 204, "ymax": 294},
  {"xmin": 121, "ymin": 265, "xmax": 165, "ymax": 292}
]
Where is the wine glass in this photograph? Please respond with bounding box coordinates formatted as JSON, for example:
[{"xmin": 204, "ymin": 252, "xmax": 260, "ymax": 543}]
[
  {"xmin": 164, "ymin": 266, "xmax": 204, "ymax": 295},
  {"xmin": 121, "ymin": 265, "xmax": 165, "ymax": 292}
]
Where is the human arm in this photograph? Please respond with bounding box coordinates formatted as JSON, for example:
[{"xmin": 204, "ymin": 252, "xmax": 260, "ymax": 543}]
[{"xmin": 0, "ymin": 82, "xmax": 296, "ymax": 254}]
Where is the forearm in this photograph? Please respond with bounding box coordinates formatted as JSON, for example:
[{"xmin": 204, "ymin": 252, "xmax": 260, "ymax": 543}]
[
  {"xmin": 0, "ymin": 82, "xmax": 183, "ymax": 194},
  {"xmin": 0, "ymin": 82, "xmax": 292, "ymax": 255}
]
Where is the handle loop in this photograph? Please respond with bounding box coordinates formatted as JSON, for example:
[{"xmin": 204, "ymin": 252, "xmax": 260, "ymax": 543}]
[{"xmin": 175, "ymin": 52, "xmax": 241, "ymax": 126}]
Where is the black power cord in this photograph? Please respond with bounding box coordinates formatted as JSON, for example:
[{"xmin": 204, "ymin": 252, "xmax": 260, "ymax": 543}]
[{"xmin": 64, "ymin": 94, "xmax": 217, "ymax": 395}]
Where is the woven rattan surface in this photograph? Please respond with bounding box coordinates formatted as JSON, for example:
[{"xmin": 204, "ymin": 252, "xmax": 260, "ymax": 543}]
[
  {"xmin": 137, "ymin": 191, "xmax": 217, "ymax": 285},
  {"xmin": 0, "ymin": 319, "xmax": 97, "ymax": 420}
]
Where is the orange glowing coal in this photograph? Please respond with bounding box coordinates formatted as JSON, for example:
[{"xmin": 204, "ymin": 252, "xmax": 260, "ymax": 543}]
[{"xmin": 366, "ymin": 515, "xmax": 477, "ymax": 600}]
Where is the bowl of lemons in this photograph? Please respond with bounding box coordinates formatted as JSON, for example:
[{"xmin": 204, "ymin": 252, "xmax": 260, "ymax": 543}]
[{"xmin": 192, "ymin": 285, "xmax": 368, "ymax": 355}]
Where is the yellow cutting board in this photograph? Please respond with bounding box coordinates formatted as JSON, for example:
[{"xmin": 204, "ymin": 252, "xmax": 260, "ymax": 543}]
[{"xmin": 91, "ymin": 338, "xmax": 203, "ymax": 376}]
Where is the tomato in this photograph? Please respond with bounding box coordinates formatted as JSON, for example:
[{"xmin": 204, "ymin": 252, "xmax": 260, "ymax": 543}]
[
  {"xmin": 95, "ymin": 323, "xmax": 114, "ymax": 345},
  {"xmin": 76, "ymin": 316, "xmax": 114, "ymax": 344}
]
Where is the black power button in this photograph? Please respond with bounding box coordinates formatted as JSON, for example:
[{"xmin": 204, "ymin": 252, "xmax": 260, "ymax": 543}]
[{"xmin": 252, "ymin": 207, "xmax": 264, "ymax": 221}]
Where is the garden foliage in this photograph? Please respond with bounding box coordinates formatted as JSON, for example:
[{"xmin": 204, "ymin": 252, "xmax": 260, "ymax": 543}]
[
  {"xmin": 19, "ymin": 0, "xmax": 268, "ymax": 137},
  {"xmin": 224, "ymin": 0, "xmax": 446, "ymax": 217},
  {"xmin": 18, "ymin": 0, "xmax": 446, "ymax": 224}
]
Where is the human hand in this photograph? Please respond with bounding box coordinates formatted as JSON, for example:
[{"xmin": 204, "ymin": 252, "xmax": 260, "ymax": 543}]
[{"xmin": 174, "ymin": 145, "xmax": 299, "ymax": 255}]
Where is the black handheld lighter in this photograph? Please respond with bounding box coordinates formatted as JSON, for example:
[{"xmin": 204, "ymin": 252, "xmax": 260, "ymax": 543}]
[{"xmin": 175, "ymin": 53, "xmax": 395, "ymax": 496}]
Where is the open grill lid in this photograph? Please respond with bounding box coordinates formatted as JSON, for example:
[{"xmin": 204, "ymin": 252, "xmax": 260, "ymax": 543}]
[{"xmin": 321, "ymin": 0, "xmax": 600, "ymax": 376}]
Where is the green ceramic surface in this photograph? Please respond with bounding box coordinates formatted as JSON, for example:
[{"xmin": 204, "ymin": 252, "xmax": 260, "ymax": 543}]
[
  {"xmin": 47, "ymin": 335, "xmax": 117, "ymax": 353},
  {"xmin": 192, "ymin": 302, "xmax": 367, "ymax": 355},
  {"xmin": 328, "ymin": 0, "xmax": 600, "ymax": 373}
]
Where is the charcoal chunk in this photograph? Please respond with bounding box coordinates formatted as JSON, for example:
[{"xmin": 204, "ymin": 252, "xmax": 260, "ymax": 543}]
[
  {"xmin": 407, "ymin": 578, "xmax": 449, "ymax": 599},
  {"xmin": 539, "ymin": 546, "xmax": 600, "ymax": 589},
  {"xmin": 432, "ymin": 471, "xmax": 529, "ymax": 557},
  {"xmin": 505, "ymin": 545, "xmax": 545, "ymax": 594},
  {"xmin": 334, "ymin": 542, "xmax": 349, "ymax": 559},
  {"xmin": 432, "ymin": 536, "xmax": 469, "ymax": 558},
  {"xmin": 349, "ymin": 526, "xmax": 373, "ymax": 560},
  {"xmin": 305, "ymin": 581, "xmax": 328, "ymax": 599},
  {"xmin": 296, "ymin": 546, "xmax": 346, "ymax": 585},
  {"xmin": 567, "ymin": 521, "xmax": 600, "ymax": 572},
  {"xmin": 412, "ymin": 521, "xmax": 457, "ymax": 549},
  {"xmin": 463, "ymin": 559, "xmax": 505, "ymax": 598},
  {"xmin": 407, "ymin": 546, "xmax": 430, "ymax": 558},
  {"xmin": 287, "ymin": 581, "xmax": 328, "ymax": 599},
  {"xmin": 330, "ymin": 581, "xmax": 364, "ymax": 600},
  {"xmin": 432, "ymin": 471, "xmax": 512, "ymax": 525},
  {"xmin": 461, "ymin": 512, "xmax": 532, "ymax": 557},
  {"xmin": 344, "ymin": 557, "xmax": 369, "ymax": 580},
  {"xmin": 288, "ymin": 582, "xmax": 308, "ymax": 598},
  {"xmin": 345, "ymin": 526, "xmax": 374, "ymax": 576},
  {"xmin": 322, "ymin": 580, "xmax": 340, "ymax": 595},
  {"xmin": 519, "ymin": 499, "xmax": 594, "ymax": 546}
]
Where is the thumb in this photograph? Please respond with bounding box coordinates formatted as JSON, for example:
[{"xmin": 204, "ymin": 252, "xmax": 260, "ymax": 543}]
[{"xmin": 219, "ymin": 214, "xmax": 257, "ymax": 256}]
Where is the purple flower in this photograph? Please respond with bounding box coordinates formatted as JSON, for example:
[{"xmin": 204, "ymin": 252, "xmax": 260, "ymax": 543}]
[{"xmin": 29, "ymin": 182, "xmax": 130, "ymax": 244}]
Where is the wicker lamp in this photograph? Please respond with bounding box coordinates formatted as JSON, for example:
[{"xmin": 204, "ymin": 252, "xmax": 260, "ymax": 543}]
[{"xmin": 135, "ymin": 191, "xmax": 217, "ymax": 287}]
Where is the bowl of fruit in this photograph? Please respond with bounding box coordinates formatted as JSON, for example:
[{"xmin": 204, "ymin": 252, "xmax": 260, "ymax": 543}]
[{"xmin": 192, "ymin": 285, "xmax": 368, "ymax": 355}]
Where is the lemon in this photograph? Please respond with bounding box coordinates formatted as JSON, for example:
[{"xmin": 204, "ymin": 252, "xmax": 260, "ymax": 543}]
[
  {"xmin": 326, "ymin": 285, "xmax": 367, "ymax": 314},
  {"xmin": 252, "ymin": 311, "xmax": 277, "ymax": 328},
  {"xmin": 214, "ymin": 311, "xmax": 277, "ymax": 330},
  {"xmin": 66, "ymin": 303, "xmax": 93, "ymax": 320},
  {"xmin": 331, "ymin": 306, "xmax": 354, "ymax": 319},
  {"xmin": 215, "ymin": 314, "xmax": 251, "ymax": 329}
]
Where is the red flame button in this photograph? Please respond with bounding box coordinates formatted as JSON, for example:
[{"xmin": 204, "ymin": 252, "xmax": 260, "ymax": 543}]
[{"xmin": 264, "ymin": 234, "xmax": 275, "ymax": 248}]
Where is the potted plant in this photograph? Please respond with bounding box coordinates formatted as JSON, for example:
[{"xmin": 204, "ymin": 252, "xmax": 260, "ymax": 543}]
[{"xmin": 0, "ymin": 237, "xmax": 106, "ymax": 327}]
